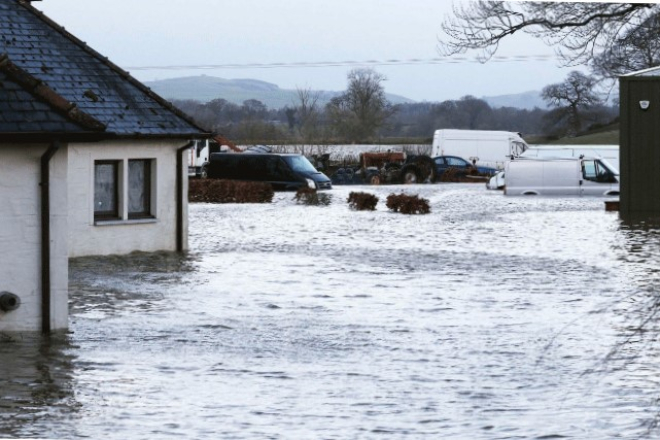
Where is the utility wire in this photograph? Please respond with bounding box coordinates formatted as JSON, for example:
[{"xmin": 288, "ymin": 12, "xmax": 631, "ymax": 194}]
[{"xmin": 125, "ymin": 54, "xmax": 556, "ymax": 71}]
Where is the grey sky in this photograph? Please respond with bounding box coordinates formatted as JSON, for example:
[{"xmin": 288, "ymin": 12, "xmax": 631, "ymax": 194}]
[{"xmin": 36, "ymin": 0, "xmax": 577, "ymax": 103}]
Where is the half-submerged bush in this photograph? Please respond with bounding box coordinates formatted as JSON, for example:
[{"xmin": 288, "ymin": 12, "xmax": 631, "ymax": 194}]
[
  {"xmin": 347, "ymin": 191, "xmax": 379, "ymax": 211},
  {"xmin": 386, "ymin": 193, "xmax": 430, "ymax": 215},
  {"xmin": 189, "ymin": 179, "xmax": 274, "ymax": 203},
  {"xmin": 294, "ymin": 187, "xmax": 332, "ymax": 206}
]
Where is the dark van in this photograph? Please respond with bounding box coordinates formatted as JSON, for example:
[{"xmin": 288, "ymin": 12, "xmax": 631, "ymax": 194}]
[{"xmin": 207, "ymin": 153, "xmax": 332, "ymax": 191}]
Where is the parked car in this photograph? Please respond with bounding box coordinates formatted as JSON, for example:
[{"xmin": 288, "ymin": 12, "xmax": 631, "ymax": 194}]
[
  {"xmin": 486, "ymin": 170, "xmax": 506, "ymax": 190},
  {"xmin": 207, "ymin": 153, "xmax": 332, "ymax": 191},
  {"xmin": 433, "ymin": 155, "xmax": 498, "ymax": 180}
]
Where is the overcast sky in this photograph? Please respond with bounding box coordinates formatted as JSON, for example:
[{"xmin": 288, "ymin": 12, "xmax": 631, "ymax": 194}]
[{"xmin": 36, "ymin": 0, "xmax": 583, "ymax": 103}]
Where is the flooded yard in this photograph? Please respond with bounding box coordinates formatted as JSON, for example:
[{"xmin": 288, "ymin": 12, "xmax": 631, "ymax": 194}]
[{"xmin": 2, "ymin": 183, "xmax": 660, "ymax": 439}]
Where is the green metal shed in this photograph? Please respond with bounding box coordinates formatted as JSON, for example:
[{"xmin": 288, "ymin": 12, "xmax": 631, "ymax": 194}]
[{"xmin": 620, "ymin": 66, "xmax": 660, "ymax": 220}]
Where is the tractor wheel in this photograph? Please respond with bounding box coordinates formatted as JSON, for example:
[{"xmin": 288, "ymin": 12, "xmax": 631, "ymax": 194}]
[
  {"xmin": 412, "ymin": 155, "xmax": 436, "ymax": 183},
  {"xmin": 369, "ymin": 174, "xmax": 381, "ymax": 185},
  {"xmin": 401, "ymin": 165, "xmax": 420, "ymax": 184}
]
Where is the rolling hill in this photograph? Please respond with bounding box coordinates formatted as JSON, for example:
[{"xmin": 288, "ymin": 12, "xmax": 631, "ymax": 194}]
[
  {"xmin": 481, "ymin": 90, "xmax": 547, "ymax": 110},
  {"xmin": 145, "ymin": 75, "xmax": 548, "ymax": 110},
  {"xmin": 144, "ymin": 75, "xmax": 414, "ymax": 109}
]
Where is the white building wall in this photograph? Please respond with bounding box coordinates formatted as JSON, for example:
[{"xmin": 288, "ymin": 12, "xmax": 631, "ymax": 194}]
[
  {"xmin": 68, "ymin": 140, "xmax": 189, "ymax": 257},
  {"xmin": 0, "ymin": 144, "xmax": 69, "ymax": 332}
]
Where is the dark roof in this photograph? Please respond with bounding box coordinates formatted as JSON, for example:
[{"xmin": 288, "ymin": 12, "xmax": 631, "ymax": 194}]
[
  {"xmin": 623, "ymin": 66, "xmax": 660, "ymax": 77},
  {"xmin": 0, "ymin": 0, "xmax": 209, "ymax": 140},
  {"xmin": 0, "ymin": 68, "xmax": 94, "ymax": 134}
]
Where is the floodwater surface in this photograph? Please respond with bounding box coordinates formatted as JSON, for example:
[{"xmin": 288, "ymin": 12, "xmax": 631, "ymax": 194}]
[{"xmin": 2, "ymin": 184, "xmax": 660, "ymax": 439}]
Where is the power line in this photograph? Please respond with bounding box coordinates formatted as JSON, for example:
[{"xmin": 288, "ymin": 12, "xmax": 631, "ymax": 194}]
[{"xmin": 125, "ymin": 54, "xmax": 556, "ymax": 71}]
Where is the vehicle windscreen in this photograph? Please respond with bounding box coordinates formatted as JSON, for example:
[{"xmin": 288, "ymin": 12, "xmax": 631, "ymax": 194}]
[
  {"xmin": 583, "ymin": 159, "xmax": 619, "ymax": 183},
  {"xmin": 445, "ymin": 157, "xmax": 469, "ymax": 167},
  {"xmin": 283, "ymin": 155, "xmax": 318, "ymax": 173},
  {"xmin": 512, "ymin": 141, "xmax": 527, "ymax": 156}
]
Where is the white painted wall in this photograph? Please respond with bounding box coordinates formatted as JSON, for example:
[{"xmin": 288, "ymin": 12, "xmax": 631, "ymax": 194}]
[
  {"xmin": 68, "ymin": 140, "xmax": 189, "ymax": 257},
  {"xmin": 0, "ymin": 144, "xmax": 69, "ymax": 332}
]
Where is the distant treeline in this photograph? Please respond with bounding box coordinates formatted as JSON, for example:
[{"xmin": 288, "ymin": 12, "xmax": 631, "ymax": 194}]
[{"xmin": 173, "ymin": 95, "xmax": 618, "ymax": 144}]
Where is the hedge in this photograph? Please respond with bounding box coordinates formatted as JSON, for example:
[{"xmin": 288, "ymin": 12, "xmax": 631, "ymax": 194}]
[{"xmin": 189, "ymin": 179, "xmax": 274, "ymax": 203}]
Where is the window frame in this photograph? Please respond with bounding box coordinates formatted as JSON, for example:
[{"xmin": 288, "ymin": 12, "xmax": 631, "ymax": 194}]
[
  {"xmin": 127, "ymin": 159, "xmax": 153, "ymax": 220},
  {"xmin": 94, "ymin": 160, "xmax": 120, "ymax": 221},
  {"xmin": 93, "ymin": 158, "xmax": 157, "ymax": 225}
]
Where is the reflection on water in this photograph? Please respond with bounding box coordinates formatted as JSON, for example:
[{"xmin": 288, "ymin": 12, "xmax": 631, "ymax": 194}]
[
  {"xmin": 68, "ymin": 251, "xmax": 199, "ymax": 317},
  {"xmin": 604, "ymin": 223, "xmax": 660, "ymax": 436},
  {"xmin": 0, "ymin": 333, "xmax": 79, "ymax": 438},
  {"xmin": 3, "ymin": 184, "xmax": 660, "ymax": 439}
]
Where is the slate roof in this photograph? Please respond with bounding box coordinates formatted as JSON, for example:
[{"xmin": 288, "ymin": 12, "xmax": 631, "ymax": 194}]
[
  {"xmin": 0, "ymin": 0, "xmax": 209, "ymax": 140},
  {"xmin": 0, "ymin": 68, "xmax": 94, "ymax": 134}
]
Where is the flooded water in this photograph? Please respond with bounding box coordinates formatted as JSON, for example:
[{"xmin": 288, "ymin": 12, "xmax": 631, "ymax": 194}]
[{"xmin": 2, "ymin": 184, "xmax": 660, "ymax": 439}]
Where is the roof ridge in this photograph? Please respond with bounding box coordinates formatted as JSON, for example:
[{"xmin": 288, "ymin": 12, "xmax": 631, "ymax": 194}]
[
  {"xmin": 16, "ymin": 0, "xmax": 211, "ymax": 136},
  {"xmin": 0, "ymin": 52, "xmax": 107, "ymax": 132}
]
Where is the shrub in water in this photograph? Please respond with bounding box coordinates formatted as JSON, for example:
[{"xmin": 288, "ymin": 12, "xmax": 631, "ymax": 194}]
[
  {"xmin": 294, "ymin": 187, "xmax": 332, "ymax": 206},
  {"xmin": 189, "ymin": 179, "xmax": 274, "ymax": 203},
  {"xmin": 386, "ymin": 193, "xmax": 430, "ymax": 215},
  {"xmin": 347, "ymin": 191, "xmax": 379, "ymax": 211}
]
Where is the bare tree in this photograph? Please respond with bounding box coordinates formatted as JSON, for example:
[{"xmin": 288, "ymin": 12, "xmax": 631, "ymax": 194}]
[
  {"xmin": 295, "ymin": 87, "xmax": 323, "ymax": 146},
  {"xmin": 326, "ymin": 68, "xmax": 395, "ymax": 143},
  {"xmin": 454, "ymin": 95, "xmax": 494, "ymax": 130},
  {"xmin": 241, "ymin": 99, "xmax": 267, "ymax": 120},
  {"xmin": 541, "ymin": 71, "xmax": 602, "ymax": 136},
  {"xmin": 440, "ymin": 2, "xmax": 659, "ymax": 76},
  {"xmin": 592, "ymin": 12, "xmax": 660, "ymax": 79}
]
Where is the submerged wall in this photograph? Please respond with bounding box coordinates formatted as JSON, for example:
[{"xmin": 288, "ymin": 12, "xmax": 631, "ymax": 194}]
[{"xmin": 0, "ymin": 144, "xmax": 69, "ymax": 332}]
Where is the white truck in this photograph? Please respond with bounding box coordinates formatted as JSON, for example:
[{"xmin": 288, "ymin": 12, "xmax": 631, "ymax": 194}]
[
  {"xmin": 188, "ymin": 136, "xmax": 240, "ymax": 178},
  {"xmin": 504, "ymin": 157, "xmax": 620, "ymax": 196},
  {"xmin": 431, "ymin": 129, "xmax": 529, "ymax": 170}
]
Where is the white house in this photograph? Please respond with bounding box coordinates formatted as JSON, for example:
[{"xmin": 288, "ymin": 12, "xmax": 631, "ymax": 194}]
[{"xmin": 0, "ymin": 0, "xmax": 210, "ymax": 333}]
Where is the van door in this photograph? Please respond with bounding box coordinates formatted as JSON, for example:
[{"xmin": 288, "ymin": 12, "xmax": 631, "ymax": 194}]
[
  {"xmin": 540, "ymin": 160, "xmax": 579, "ymax": 196},
  {"xmin": 580, "ymin": 159, "xmax": 617, "ymax": 196}
]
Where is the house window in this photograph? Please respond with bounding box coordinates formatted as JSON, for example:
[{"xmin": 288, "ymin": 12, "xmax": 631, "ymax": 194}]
[
  {"xmin": 94, "ymin": 158, "xmax": 156, "ymax": 224},
  {"xmin": 94, "ymin": 160, "xmax": 119, "ymax": 220},
  {"xmin": 128, "ymin": 159, "xmax": 152, "ymax": 219}
]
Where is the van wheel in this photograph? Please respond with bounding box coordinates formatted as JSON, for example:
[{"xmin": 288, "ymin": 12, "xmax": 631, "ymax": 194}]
[{"xmin": 200, "ymin": 166, "xmax": 208, "ymax": 179}]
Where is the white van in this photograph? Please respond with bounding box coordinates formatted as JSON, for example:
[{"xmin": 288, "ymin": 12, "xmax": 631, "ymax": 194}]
[
  {"xmin": 431, "ymin": 129, "xmax": 528, "ymax": 170},
  {"xmin": 487, "ymin": 145, "xmax": 620, "ymax": 191},
  {"xmin": 504, "ymin": 157, "xmax": 619, "ymax": 196},
  {"xmin": 521, "ymin": 145, "xmax": 619, "ymax": 171}
]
